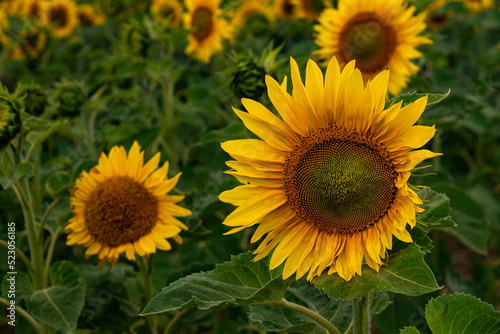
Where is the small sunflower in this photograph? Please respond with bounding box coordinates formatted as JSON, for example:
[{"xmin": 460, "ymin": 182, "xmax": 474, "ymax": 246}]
[
  {"xmin": 18, "ymin": 0, "xmax": 49, "ymax": 23},
  {"xmin": 273, "ymin": 0, "xmax": 298, "ymax": 21},
  {"xmin": 231, "ymin": 0, "xmax": 274, "ymax": 30},
  {"xmin": 41, "ymin": 0, "xmax": 79, "ymax": 38},
  {"xmin": 0, "ymin": 10, "xmax": 10, "ymax": 46},
  {"xmin": 183, "ymin": 0, "xmax": 233, "ymax": 63},
  {"xmin": 151, "ymin": 0, "xmax": 183, "ymax": 29},
  {"xmin": 20, "ymin": 27, "xmax": 47, "ymax": 59},
  {"xmin": 314, "ymin": 0, "xmax": 432, "ymax": 96},
  {"xmin": 292, "ymin": 0, "xmax": 329, "ymax": 20},
  {"xmin": 461, "ymin": 0, "xmax": 494, "ymax": 12},
  {"xmin": 219, "ymin": 57, "xmax": 440, "ymax": 281},
  {"xmin": 426, "ymin": 0, "xmax": 452, "ymax": 31},
  {"xmin": 66, "ymin": 142, "xmax": 192, "ymax": 266},
  {"xmin": 77, "ymin": 5, "xmax": 107, "ymax": 26}
]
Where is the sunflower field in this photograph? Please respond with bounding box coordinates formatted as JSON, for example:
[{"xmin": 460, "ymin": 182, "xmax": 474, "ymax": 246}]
[{"xmin": 1, "ymin": 0, "xmax": 500, "ymax": 333}]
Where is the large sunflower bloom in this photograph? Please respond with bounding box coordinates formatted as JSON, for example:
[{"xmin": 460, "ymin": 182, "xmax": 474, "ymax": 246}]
[
  {"xmin": 183, "ymin": 0, "xmax": 232, "ymax": 63},
  {"xmin": 219, "ymin": 57, "xmax": 440, "ymax": 281},
  {"xmin": 314, "ymin": 0, "xmax": 431, "ymax": 96},
  {"xmin": 66, "ymin": 142, "xmax": 192, "ymax": 267}
]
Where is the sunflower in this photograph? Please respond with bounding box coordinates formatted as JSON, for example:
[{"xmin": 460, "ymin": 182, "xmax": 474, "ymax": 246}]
[
  {"xmin": 219, "ymin": 57, "xmax": 439, "ymax": 281},
  {"xmin": 314, "ymin": 0, "xmax": 431, "ymax": 96},
  {"xmin": 231, "ymin": 0, "xmax": 274, "ymax": 30},
  {"xmin": 77, "ymin": 4, "xmax": 107, "ymax": 26},
  {"xmin": 151, "ymin": 0, "xmax": 183, "ymax": 28},
  {"xmin": 16, "ymin": 27, "xmax": 47, "ymax": 59},
  {"xmin": 292, "ymin": 0, "xmax": 329, "ymax": 20},
  {"xmin": 273, "ymin": 0, "xmax": 298, "ymax": 21},
  {"xmin": 0, "ymin": 10, "xmax": 10, "ymax": 46},
  {"xmin": 41, "ymin": 0, "xmax": 78, "ymax": 38},
  {"xmin": 426, "ymin": 0, "xmax": 452, "ymax": 31},
  {"xmin": 183, "ymin": 0, "xmax": 233, "ymax": 63},
  {"xmin": 66, "ymin": 142, "xmax": 192, "ymax": 266},
  {"xmin": 18, "ymin": 0, "xmax": 49, "ymax": 23},
  {"xmin": 461, "ymin": 0, "xmax": 494, "ymax": 12}
]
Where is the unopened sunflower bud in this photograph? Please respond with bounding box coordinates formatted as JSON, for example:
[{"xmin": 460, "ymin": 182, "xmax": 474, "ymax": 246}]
[
  {"xmin": 0, "ymin": 86, "xmax": 21, "ymax": 149},
  {"xmin": 122, "ymin": 19, "xmax": 150, "ymax": 57},
  {"xmin": 53, "ymin": 81, "xmax": 85, "ymax": 117},
  {"xmin": 16, "ymin": 83, "xmax": 47, "ymax": 116},
  {"xmin": 229, "ymin": 57, "xmax": 266, "ymax": 100}
]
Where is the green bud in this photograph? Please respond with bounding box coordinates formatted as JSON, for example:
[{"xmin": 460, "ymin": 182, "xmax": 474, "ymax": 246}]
[
  {"xmin": 229, "ymin": 57, "xmax": 266, "ymax": 100},
  {"xmin": 0, "ymin": 85, "xmax": 21, "ymax": 149},
  {"xmin": 53, "ymin": 81, "xmax": 85, "ymax": 117},
  {"xmin": 122, "ymin": 19, "xmax": 150, "ymax": 57},
  {"xmin": 16, "ymin": 83, "xmax": 48, "ymax": 116}
]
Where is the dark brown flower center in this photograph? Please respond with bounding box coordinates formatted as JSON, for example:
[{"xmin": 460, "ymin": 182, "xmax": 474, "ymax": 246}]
[
  {"xmin": 85, "ymin": 176, "xmax": 158, "ymax": 247},
  {"xmin": 49, "ymin": 4, "xmax": 70, "ymax": 28},
  {"xmin": 283, "ymin": 126, "xmax": 397, "ymax": 234},
  {"xmin": 338, "ymin": 12, "xmax": 396, "ymax": 75},
  {"xmin": 192, "ymin": 6, "xmax": 213, "ymax": 41}
]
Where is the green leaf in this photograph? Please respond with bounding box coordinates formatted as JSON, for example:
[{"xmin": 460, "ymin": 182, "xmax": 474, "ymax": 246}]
[
  {"xmin": 15, "ymin": 162, "xmax": 34, "ymax": 179},
  {"xmin": 2, "ymin": 271, "xmax": 34, "ymax": 302},
  {"xmin": 313, "ymin": 244, "xmax": 440, "ymax": 300},
  {"xmin": 27, "ymin": 261, "xmax": 87, "ymax": 334},
  {"xmin": 433, "ymin": 184, "xmax": 489, "ymax": 254},
  {"xmin": 417, "ymin": 188, "xmax": 457, "ymax": 228},
  {"xmin": 400, "ymin": 326, "xmax": 420, "ymax": 334},
  {"xmin": 141, "ymin": 252, "xmax": 291, "ymax": 315},
  {"xmin": 385, "ymin": 90, "xmax": 449, "ymax": 110},
  {"xmin": 425, "ymin": 294, "xmax": 500, "ymax": 334},
  {"xmin": 45, "ymin": 171, "xmax": 72, "ymax": 198}
]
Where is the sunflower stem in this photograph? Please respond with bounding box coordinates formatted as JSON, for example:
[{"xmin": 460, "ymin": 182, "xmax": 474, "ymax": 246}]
[
  {"xmin": 139, "ymin": 255, "xmax": 158, "ymax": 334},
  {"xmin": 43, "ymin": 227, "xmax": 61, "ymax": 287},
  {"xmin": 352, "ymin": 292, "xmax": 372, "ymax": 334},
  {"xmin": 0, "ymin": 240, "xmax": 35, "ymax": 276},
  {"xmin": 0, "ymin": 297, "xmax": 41, "ymax": 332},
  {"xmin": 263, "ymin": 298, "xmax": 341, "ymax": 334}
]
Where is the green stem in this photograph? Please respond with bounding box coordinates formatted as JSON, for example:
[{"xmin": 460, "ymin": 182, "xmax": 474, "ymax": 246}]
[
  {"xmin": 0, "ymin": 297, "xmax": 41, "ymax": 333},
  {"xmin": 0, "ymin": 240, "xmax": 35, "ymax": 275},
  {"xmin": 162, "ymin": 77, "xmax": 178, "ymax": 170},
  {"xmin": 263, "ymin": 299, "xmax": 341, "ymax": 334},
  {"xmin": 138, "ymin": 255, "xmax": 158, "ymax": 334},
  {"xmin": 353, "ymin": 293, "xmax": 372, "ymax": 334},
  {"xmin": 163, "ymin": 308, "xmax": 188, "ymax": 334},
  {"xmin": 12, "ymin": 182, "xmax": 45, "ymax": 290},
  {"xmin": 38, "ymin": 198, "xmax": 62, "ymax": 244},
  {"xmin": 43, "ymin": 227, "xmax": 61, "ymax": 286}
]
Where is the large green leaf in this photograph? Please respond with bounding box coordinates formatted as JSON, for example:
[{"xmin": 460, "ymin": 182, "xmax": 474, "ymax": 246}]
[
  {"xmin": 27, "ymin": 261, "xmax": 87, "ymax": 334},
  {"xmin": 141, "ymin": 252, "xmax": 291, "ymax": 315},
  {"xmin": 425, "ymin": 294, "xmax": 500, "ymax": 334},
  {"xmin": 1, "ymin": 271, "xmax": 33, "ymax": 302},
  {"xmin": 417, "ymin": 188, "xmax": 456, "ymax": 228},
  {"xmin": 249, "ymin": 282, "xmax": 391, "ymax": 334},
  {"xmin": 433, "ymin": 184, "xmax": 489, "ymax": 254},
  {"xmin": 313, "ymin": 244, "xmax": 440, "ymax": 300},
  {"xmin": 385, "ymin": 90, "xmax": 449, "ymax": 110}
]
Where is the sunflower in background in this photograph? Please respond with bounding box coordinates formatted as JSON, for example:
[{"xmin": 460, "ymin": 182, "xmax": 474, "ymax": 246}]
[
  {"xmin": 293, "ymin": 0, "xmax": 329, "ymax": 20},
  {"xmin": 273, "ymin": 0, "xmax": 298, "ymax": 20},
  {"xmin": 151, "ymin": 0, "xmax": 184, "ymax": 29},
  {"xmin": 66, "ymin": 142, "xmax": 192, "ymax": 267},
  {"xmin": 9, "ymin": 27, "xmax": 47, "ymax": 60},
  {"xmin": 41, "ymin": 0, "xmax": 79, "ymax": 38},
  {"xmin": 17, "ymin": 0, "xmax": 50, "ymax": 23},
  {"xmin": 460, "ymin": 0, "xmax": 494, "ymax": 11},
  {"xmin": 426, "ymin": 0, "xmax": 452, "ymax": 31},
  {"xmin": 77, "ymin": 4, "xmax": 107, "ymax": 27},
  {"xmin": 0, "ymin": 10, "xmax": 10, "ymax": 46},
  {"xmin": 314, "ymin": 0, "xmax": 431, "ymax": 96},
  {"xmin": 220, "ymin": 57, "xmax": 439, "ymax": 281},
  {"xmin": 231, "ymin": 0, "xmax": 274, "ymax": 30},
  {"xmin": 183, "ymin": 0, "xmax": 233, "ymax": 63}
]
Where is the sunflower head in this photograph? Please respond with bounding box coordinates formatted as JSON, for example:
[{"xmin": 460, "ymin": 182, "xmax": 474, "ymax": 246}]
[
  {"xmin": 151, "ymin": 0, "xmax": 183, "ymax": 29},
  {"xmin": 20, "ymin": 27, "xmax": 47, "ymax": 59},
  {"xmin": 228, "ymin": 56, "xmax": 267, "ymax": 99},
  {"xmin": 219, "ymin": 57, "xmax": 440, "ymax": 281},
  {"xmin": 0, "ymin": 85, "xmax": 22, "ymax": 150},
  {"xmin": 293, "ymin": 0, "xmax": 328, "ymax": 20},
  {"xmin": 42, "ymin": 0, "xmax": 79, "ymax": 38},
  {"xmin": 314, "ymin": 0, "xmax": 432, "ymax": 96},
  {"xmin": 52, "ymin": 81, "xmax": 86, "ymax": 117},
  {"xmin": 16, "ymin": 83, "xmax": 48, "ymax": 116},
  {"xmin": 66, "ymin": 142, "xmax": 192, "ymax": 266},
  {"xmin": 77, "ymin": 5, "xmax": 107, "ymax": 26}
]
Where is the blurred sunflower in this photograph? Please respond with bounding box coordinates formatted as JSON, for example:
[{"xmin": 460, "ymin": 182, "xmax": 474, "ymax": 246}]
[
  {"xmin": 41, "ymin": 0, "xmax": 78, "ymax": 38},
  {"xmin": 273, "ymin": 0, "xmax": 298, "ymax": 20},
  {"xmin": 19, "ymin": 0, "xmax": 49, "ymax": 22},
  {"xmin": 183, "ymin": 0, "xmax": 233, "ymax": 63},
  {"xmin": 293, "ymin": 0, "xmax": 329, "ymax": 20},
  {"xmin": 426, "ymin": 0, "xmax": 452, "ymax": 31},
  {"xmin": 314, "ymin": 0, "xmax": 431, "ymax": 96},
  {"xmin": 461, "ymin": 0, "xmax": 494, "ymax": 11},
  {"xmin": 231, "ymin": 0, "xmax": 274, "ymax": 30},
  {"xmin": 151, "ymin": 0, "xmax": 183, "ymax": 28},
  {"xmin": 77, "ymin": 4, "xmax": 107, "ymax": 26},
  {"xmin": 16, "ymin": 28, "xmax": 47, "ymax": 59},
  {"xmin": 0, "ymin": 10, "xmax": 10, "ymax": 46},
  {"xmin": 220, "ymin": 57, "xmax": 439, "ymax": 281},
  {"xmin": 66, "ymin": 142, "xmax": 191, "ymax": 266}
]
